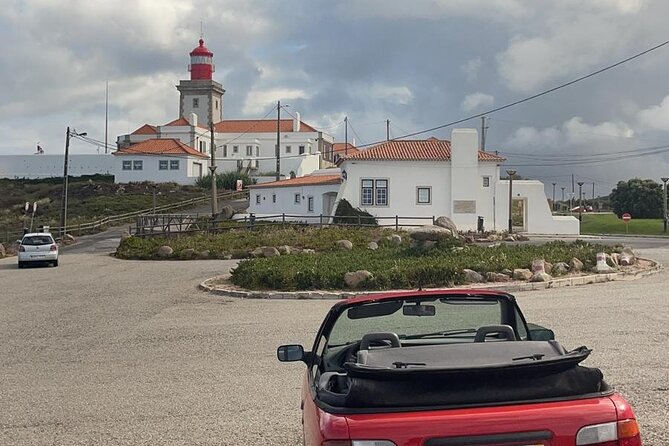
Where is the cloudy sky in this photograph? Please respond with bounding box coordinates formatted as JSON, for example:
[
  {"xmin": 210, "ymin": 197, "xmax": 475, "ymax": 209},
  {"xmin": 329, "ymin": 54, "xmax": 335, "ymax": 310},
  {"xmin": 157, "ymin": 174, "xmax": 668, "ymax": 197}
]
[{"xmin": 3, "ymin": 0, "xmax": 669, "ymax": 196}]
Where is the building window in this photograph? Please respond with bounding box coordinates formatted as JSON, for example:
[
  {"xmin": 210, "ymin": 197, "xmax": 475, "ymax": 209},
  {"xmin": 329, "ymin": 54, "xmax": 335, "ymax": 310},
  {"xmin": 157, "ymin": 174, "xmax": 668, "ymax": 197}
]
[
  {"xmin": 308, "ymin": 196, "xmax": 314, "ymax": 212},
  {"xmin": 286, "ymin": 145, "xmax": 292, "ymax": 154},
  {"xmin": 133, "ymin": 160, "xmax": 143, "ymax": 170},
  {"xmin": 299, "ymin": 145, "xmax": 305, "ymax": 155},
  {"xmin": 482, "ymin": 176, "xmax": 491, "ymax": 187},
  {"xmin": 272, "ymin": 194, "xmax": 276, "ymax": 203},
  {"xmin": 294, "ymin": 193, "xmax": 301, "ymax": 204},
  {"xmin": 246, "ymin": 145, "xmax": 253, "ymax": 156},
  {"xmin": 159, "ymin": 160, "xmax": 168, "ymax": 170},
  {"xmin": 199, "ymin": 141, "xmax": 206, "ymax": 153},
  {"xmin": 192, "ymin": 98, "xmax": 199, "ymax": 108},
  {"xmin": 255, "ymin": 146, "xmax": 259, "ymax": 157},
  {"xmin": 215, "ymin": 99, "xmax": 218, "ymax": 110},
  {"xmin": 122, "ymin": 160, "xmax": 132, "ymax": 170},
  {"xmin": 361, "ymin": 178, "xmax": 389, "ymax": 206},
  {"xmin": 417, "ymin": 187, "xmax": 431, "ymax": 204},
  {"xmin": 256, "ymin": 194, "xmax": 261, "ymax": 204},
  {"xmin": 233, "ymin": 145, "xmax": 239, "ymax": 154},
  {"xmin": 223, "ymin": 145, "xmax": 228, "ymax": 157},
  {"xmin": 170, "ymin": 160, "xmax": 180, "ymax": 170}
]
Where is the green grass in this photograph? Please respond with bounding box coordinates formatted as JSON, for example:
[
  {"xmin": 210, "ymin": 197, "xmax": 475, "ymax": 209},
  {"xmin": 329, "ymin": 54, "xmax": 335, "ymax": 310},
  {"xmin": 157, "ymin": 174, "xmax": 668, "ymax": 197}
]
[{"xmin": 579, "ymin": 212, "xmax": 666, "ymax": 235}]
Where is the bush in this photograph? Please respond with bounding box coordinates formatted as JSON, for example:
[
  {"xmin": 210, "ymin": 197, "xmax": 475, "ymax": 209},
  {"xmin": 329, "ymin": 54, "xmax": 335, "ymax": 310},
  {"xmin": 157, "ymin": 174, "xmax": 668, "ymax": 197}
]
[
  {"xmin": 333, "ymin": 198, "xmax": 377, "ymax": 225},
  {"xmin": 196, "ymin": 172, "xmax": 255, "ymax": 191}
]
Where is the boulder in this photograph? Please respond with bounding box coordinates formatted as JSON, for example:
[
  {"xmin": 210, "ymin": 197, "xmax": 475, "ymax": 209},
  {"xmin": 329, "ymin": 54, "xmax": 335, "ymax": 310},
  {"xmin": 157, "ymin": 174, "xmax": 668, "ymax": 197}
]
[
  {"xmin": 434, "ymin": 216, "xmax": 458, "ymax": 234},
  {"xmin": 593, "ymin": 252, "xmax": 614, "ymax": 273},
  {"xmin": 251, "ymin": 247, "xmax": 264, "ymax": 257},
  {"xmin": 569, "ymin": 257, "xmax": 584, "ymax": 272},
  {"xmin": 387, "ymin": 234, "xmax": 402, "ymax": 246},
  {"xmin": 462, "ymin": 269, "xmax": 484, "ymax": 283},
  {"xmin": 486, "ymin": 272, "xmax": 511, "ymax": 282},
  {"xmin": 515, "ymin": 234, "xmax": 530, "ymax": 242},
  {"xmin": 488, "ymin": 233, "xmax": 503, "ymax": 241},
  {"xmin": 197, "ymin": 250, "xmax": 210, "ymax": 259},
  {"xmin": 278, "ymin": 245, "xmax": 291, "ymax": 255},
  {"xmin": 262, "ymin": 246, "xmax": 281, "ymax": 257},
  {"xmin": 504, "ymin": 234, "xmax": 516, "ymax": 242},
  {"xmin": 501, "ymin": 268, "xmax": 513, "ymax": 277},
  {"xmin": 367, "ymin": 241, "xmax": 379, "ymax": 250},
  {"xmin": 552, "ymin": 262, "xmax": 570, "ymax": 276},
  {"xmin": 407, "ymin": 225, "xmax": 452, "ymax": 241},
  {"xmin": 421, "ymin": 240, "xmax": 437, "ymax": 249},
  {"xmin": 0, "ymin": 243, "xmax": 5, "ymax": 258},
  {"xmin": 513, "ymin": 268, "xmax": 533, "ymax": 281},
  {"xmin": 344, "ymin": 270, "xmax": 373, "ymax": 289},
  {"xmin": 530, "ymin": 272, "xmax": 552, "ymax": 282},
  {"xmin": 302, "ymin": 249, "xmax": 316, "ymax": 254},
  {"xmin": 464, "ymin": 235, "xmax": 476, "ymax": 244},
  {"xmin": 544, "ymin": 262, "xmax": 553, "ymax": 274},
  {"xmin": 336, "ymin": 240, "xmax": 353, "ymax": 250},
  {"xmin": 180, "ymin": 248, "xmax": 196, "ymax": 259},
  {"xmin": 531, "ymin": 258, "xmax": 546, "ymax": 274},
  {"xmin": 155, "ymin": 245, "xmax": 174, "ymax": 258},
  {"xmin": 619, "ymin": 248, "xmax": 636, "ymax": 266},
  {"xmin": 609, "ymin": 253, "xmax": 620, "ymax": 267},
  {"xmin": 222, "ymin": 254, "xmax": 233, "ymax": 260},
  {"xmin": 219, "ymin": 205, "xmax": 235, "ymax": 220}
]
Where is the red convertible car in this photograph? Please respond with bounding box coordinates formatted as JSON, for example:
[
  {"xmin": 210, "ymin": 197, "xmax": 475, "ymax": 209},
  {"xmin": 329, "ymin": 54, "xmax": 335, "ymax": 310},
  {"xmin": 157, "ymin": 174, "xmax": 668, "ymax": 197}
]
[{"xmin": 278, "ymin": 290, "xmax": 642, "ymax": 446}]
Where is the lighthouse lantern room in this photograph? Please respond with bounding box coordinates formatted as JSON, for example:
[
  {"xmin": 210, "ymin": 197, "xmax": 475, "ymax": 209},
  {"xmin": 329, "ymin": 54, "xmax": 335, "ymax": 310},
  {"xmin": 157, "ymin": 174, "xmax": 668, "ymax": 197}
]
[{"xmin": 189, "ymin": 39, "xmax": 215, "ymax": 80}]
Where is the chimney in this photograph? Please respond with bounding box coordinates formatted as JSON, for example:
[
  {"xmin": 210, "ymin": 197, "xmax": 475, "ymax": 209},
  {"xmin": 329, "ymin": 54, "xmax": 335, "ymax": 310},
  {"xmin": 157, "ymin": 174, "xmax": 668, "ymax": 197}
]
[
  {"xmin": 189, "ymin": 112, "xmax": 198, "ymax": 127},
  {"xmin": 293, "ymin": 112, "xmax": 301, "ymax": 132}
]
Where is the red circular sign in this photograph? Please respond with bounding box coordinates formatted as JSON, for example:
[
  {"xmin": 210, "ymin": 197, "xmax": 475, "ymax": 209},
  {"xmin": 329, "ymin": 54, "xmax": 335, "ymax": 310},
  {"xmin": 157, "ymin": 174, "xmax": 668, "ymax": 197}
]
[{"xmin": 622, "ymin": 213, "xmax": 632, "ymax": 222}]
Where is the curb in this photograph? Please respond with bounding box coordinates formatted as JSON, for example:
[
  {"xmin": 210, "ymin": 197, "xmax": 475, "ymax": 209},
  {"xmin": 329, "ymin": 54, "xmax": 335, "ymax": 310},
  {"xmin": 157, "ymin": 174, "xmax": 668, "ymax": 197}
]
[{"xmin": 199, "ymin": 257, "xmax": 663, "ymax": 300}]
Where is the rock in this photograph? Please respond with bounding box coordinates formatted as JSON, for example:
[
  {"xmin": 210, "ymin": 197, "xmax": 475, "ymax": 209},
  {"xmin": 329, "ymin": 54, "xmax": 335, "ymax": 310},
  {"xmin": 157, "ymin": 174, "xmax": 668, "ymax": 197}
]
[
  {"xmin": 336, "ymin": 239, "xmax": 353, "ymax": 250},
  {"xmin": 487, "ymin": 242, "xmax": 501, "ymax": 248},
  {"xmin": 302, "ymin": 249, "xmax": 316, "ymax": 254},
  {"xmin": 61, "ymin": 233, "xmax": 76, "ymax": 244},
  {"xmin": 434, "ymin": 216, "xmax": 458, "ymax": 234},
  {"xmin": 407, "ymin": 225, "xmax": 452, "ymax": 241},
  {"xmin": 594, "ymin": 252, "xmax": 614, "ymax": 273},
  {"xmin": 155, "ymin": 245, "xmax": 173, "ymax": 258},
  {"xmin": 462, "ymin": 269, "xmax": 484, "ymax": 283},
  {"xmin": 219, "ymin": 205, "xmax": 235, "ymax": 220},
  {"xmin": 464, "ymin": 235, "xmax": 476, "ymax": 244},
  {"xmin": 552, "ymin": 262, "xmax": 570, "ymax": 276},
  {"xmin": 180, "ymin": 248, "xmax": 196, "ymax": 259},
  {"xmin": 367, "ymin": 241, "xmax": 378, "ymax": 250},
  {"xmin": 120, "ymin": 231, "xmax": 131, "ymax": 241},
  {"xmin": 488, "ymin": 233, "xmax": 503, "ymax": 241},
  {"xmin": 619, "ymin": 247, "xmax": 636, "ymax": 266},
  {"xmin": 251, "ymin": 247, "xmax": 264, "ymax": 257},
  {"xmin": 530, "ymin": 272, "xmax": 552, "ymax": 282},
  {"xmin": 609, "ymin": 253, "xmax": 620, "ymax": 267},
  {"xmin": 262, "ymin": 246, "xmax": 281, "ymax": 257},
  {"xmin": 513, "ymin": 268, "xmax": 533, "ymax": 281},
  {"xmin": 544, "ymin": 262, "xmax": 553, "ymax": 274},
  {"xmin": 531, "ymin": 258, "xmax": 546, "ymax": 274},
  {"xmin": 344, "ymin": 270, "xmax": 373, "ymax": 288},
  {"xmin": 421, "ymin": 240, "xmax": 437, "ymax": 249},
  {"xmin": 569, "ymin": 257, "xmax": 584, "ymax": 272},
  {"xmin": 0, "ymin": 243, "xmax": 5, "ymax": 258},
  {"xmin": 222, "ymin": 254, "xmax": 233, "ymax": 260},
  {"xmin": 278, "ymin": 245, "xmax": 291, "ymax": 255},
  {"xmin": 501, "ymin": 268, "xmax": 513, "ymax": 277},
  {"xmin": 387, "ymin": 234, "xmax": 402, "ymax": 246},
  {"xmin": 516, "ymin": 234, "xmax": 530, "ymax": 242},
  {"xmin": 486, "ymin": 272, "xmax": 511, "ymax": 282},
  {"xmin": 198, "ymin": 250, "xmax": 210, "ymax": 259},
  {"xmin": 504, "ymin": 234, "xmax": 516, "ymax": 242}
]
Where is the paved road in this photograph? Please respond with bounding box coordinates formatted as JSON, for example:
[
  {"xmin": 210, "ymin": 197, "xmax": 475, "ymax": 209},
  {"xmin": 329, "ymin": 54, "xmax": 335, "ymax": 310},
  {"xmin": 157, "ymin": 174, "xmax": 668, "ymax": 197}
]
[{"xmin": 0, "ymin": 234, "xmax": 667, "ymax": 445}]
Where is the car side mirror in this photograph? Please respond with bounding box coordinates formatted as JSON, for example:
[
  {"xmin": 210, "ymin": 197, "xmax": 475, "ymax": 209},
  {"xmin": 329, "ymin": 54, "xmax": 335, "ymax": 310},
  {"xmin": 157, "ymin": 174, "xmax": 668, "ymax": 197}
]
[
  {"xmin": 528, "ymin": 327, "xmax": 555, "ymax": 341},
  {"xmin": 277, "ymin": 344, "xmax": 305, "ymax": 362},
  {"xmin": 16, "ymin": 239, "xmax": 22, "ymax": 244}
]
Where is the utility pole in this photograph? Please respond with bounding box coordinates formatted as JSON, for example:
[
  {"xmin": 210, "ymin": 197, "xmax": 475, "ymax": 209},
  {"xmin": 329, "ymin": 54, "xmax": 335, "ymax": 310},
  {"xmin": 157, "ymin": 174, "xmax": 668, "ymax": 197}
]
[
  {"xmin": 571, "ymin": 173, "xmax": 575, "ymax": 209},
  {"xmin": 480, "ymin": 116, "xmax": 488, "ymax": 151},
  {"xmin": 386, "ymin": 119, "xmax": 390, "ymax": 141},
  {"xmin": 60, "ymin": 127, "xmax": 86, "ymax": 238},
  {"xmin": 209, "ymin": 120, "xmax": 218, "ymax": 216},
  {"xmin": 104, "ymin": 81, "xmax": 109, "ymax": 154},
  {"xmin": 561, "ymin": 187, "xmax": 565, "ymax": 204},
  {"xmin": 577, "ymin": 181, "xmax": 584, "ymax": 221},
  {"xmin": 662, "ymin": 177, "xmax": 669, "ymax": 232},
  {"xmin": 344, "ymin": 116, "xmax": 348, "ymax": 156},
  {"xmin": 592, "ymin": 182, "xmax": 595, "ymax": 201},
  {"xmin": 275, "ymin": 100, "xmax": 281, "ymax": 181},
  {"xmin": 506, "ymin": 169, "xmax": 516, "ymax": 233},
  {"xmin": 551, "ymin": 183, "xmax": 556, "ymax": 212}
]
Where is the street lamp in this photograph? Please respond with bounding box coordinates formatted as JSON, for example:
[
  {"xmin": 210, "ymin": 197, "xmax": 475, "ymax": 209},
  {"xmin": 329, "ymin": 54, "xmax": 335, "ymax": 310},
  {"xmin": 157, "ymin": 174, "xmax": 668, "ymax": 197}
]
[
  {"xmin": 577, "ymin": 181, "xmax": 585, "ymax": 222},
  {"xmin": 506, "ymin": 169, "xmax": 517, "ymax": 233},
  {"xmin": 60, "ymin": 127, "xmax": 87, "ymax": 238},
  {"xmin": 661, "ymin": 177, "xmax": 669, "ymax": 232},
  {"xmin": 551, "ymin": 183, "xmax": 556, "ymax": 212}
]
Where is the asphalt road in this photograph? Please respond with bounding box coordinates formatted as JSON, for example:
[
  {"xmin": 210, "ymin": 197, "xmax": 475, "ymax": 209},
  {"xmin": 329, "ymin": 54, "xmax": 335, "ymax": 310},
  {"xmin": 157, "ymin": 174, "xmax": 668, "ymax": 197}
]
[{"xmin": 0, "ymin": 233, "xmax": 667, "ymax": 445}]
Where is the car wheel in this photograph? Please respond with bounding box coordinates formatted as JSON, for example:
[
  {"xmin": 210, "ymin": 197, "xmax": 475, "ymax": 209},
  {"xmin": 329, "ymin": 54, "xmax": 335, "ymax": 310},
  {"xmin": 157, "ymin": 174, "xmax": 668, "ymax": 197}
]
[
  {"xmin": 18, "ymin": 261, "xmax": 24, "ymax": 269},
  {"xmin": 53, "ymin": 260, "xmax": 59, "ymax": 267}
]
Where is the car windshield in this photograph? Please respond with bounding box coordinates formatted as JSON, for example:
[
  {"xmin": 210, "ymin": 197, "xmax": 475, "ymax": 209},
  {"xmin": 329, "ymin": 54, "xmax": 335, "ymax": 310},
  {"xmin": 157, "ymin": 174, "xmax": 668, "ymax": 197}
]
[
  {"xmin": 327, "ymin": 296, "xmax": 504, "ymax": 347},
  {"xmin": 22, "ymin": 235, "xmax": 54, "ymax": 246}
]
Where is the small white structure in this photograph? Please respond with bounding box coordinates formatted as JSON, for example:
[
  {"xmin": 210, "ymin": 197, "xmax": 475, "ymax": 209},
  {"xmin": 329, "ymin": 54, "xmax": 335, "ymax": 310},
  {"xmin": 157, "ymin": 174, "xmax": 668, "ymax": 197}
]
[
  {"xmin": 113, "ymin": 138, "xmax": 209, "ymax": 184},
  {"xmin": 248, "ymin": 169, "xmax": 342, "ymax": 218},
  {"xmin": 0, "ymin": 154, "xmax": 114, "ymax": 179}
]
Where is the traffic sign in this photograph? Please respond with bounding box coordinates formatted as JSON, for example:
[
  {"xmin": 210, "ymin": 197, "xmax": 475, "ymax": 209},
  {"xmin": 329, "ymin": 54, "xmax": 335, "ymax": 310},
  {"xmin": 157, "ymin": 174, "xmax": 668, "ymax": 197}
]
[{"xmin": 622, "ymin": 213, "xmax": 631, "ymax": 222}]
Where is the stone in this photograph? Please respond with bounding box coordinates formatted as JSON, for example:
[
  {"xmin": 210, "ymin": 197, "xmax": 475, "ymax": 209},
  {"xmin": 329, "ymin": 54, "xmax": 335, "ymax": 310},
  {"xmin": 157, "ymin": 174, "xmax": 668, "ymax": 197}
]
[
  {"xmin": 462, "ymin": 269, "xmax": 484, "ymax": 283},
  {"xmin": 569, "ymin": 257, "xmax": 584, "ymax": 272},
  {"xmin": 198, "ymin": 250, "xmax": 210, "ymax": 259},
  {"xmin": 544, "ymin": 262, "xmax": 553, "ymax": 274},
  {"xmin": 513, "ymin": 268, "xmax": 533, "ymax": 281},
  {"xmin": 387, "ymin": 234, "xmax": 402, "ymax": 246},
  {"xmin": 251, "ymin": 247, "xmax": 264, "ymax": 257},
  {"xmin": 155, "ymin": 245, "xmax": 173, "ymax": 258},
  {"xmin": 501, "ymin": 268, "xmax": 513, "ymax": 277},
  {"xmin": 120, "ymin": 231, "xmax": 131, "ymax": 241},
  {"xmin": 222, "ymin": 254, "xmax": 233, "ymax": 260},
  {"xmin": 344, "ymin": 270, "xmax": 373, "ymax": 288},
  {"xmin": 219, "ymin": 205, "xmax": 235, "ymax": 220},
  {"xmin": 488, "ymin": 233, "xmax": 503, "ymax": 241},
  {"xmin": 552, "ymin": 262, "xmax": 570, "ymax": 276},
  {"xmin": 619, "ymin": 247, "xmax": 636, "ymax": 266},
  {"xmin": 180, "ymin": 248, "xmax": 196, "ymax": 259},
  {"xmin": 434, "ymin": 216, "xmax": 458, "ymax": 234},
  {"xmin": 336, "ymin": 239, "xmax": 353, "ymax": 250},
  {"xmin": 278, "ymin": 245, "xmax": 291, "ymax": 255},
  {"xmin": 62, "ymin": 233, "xmax": 76, "ymax": 244},
  {"xmin": 531, "ymin": 258, "xmax": 546, "ymax": 274},
  {"xmin": 302, "ymin": 249, "xmax": 316, "ymax": 254},
  {"xmin": 504, "ymin": 234, "xmax": 516, "ymax": 242},
  {"xmin": 515, "ymin": 234, "xmax": 530, "ymax": 242},
  {"xmin": 421, "ymin": 240, "xmax": 437, "ymax": 249},
  {"xmin": 486, "ymin": 272, "xmax": 511, "ymax": 282},
  {"xmin": 407, "ymin": 225, "xmax": 452, "ymax": 241},
  {"xmin": 464, "ymin": 235, "xmax": 476, "ymax": 244},
  {"xmin": 367, "ymin": 241, "xmax": 378, "ymax": 250},
  {"xmin": 0, "ymin": 243, "xmax": 5, "ymax": 258},
  {"xmin": 609, "ymin": 253, "xmax": 620, "ymax": 267},
  {"xmin": 530, "ymin": 272, "xmax": 552, "ymax": 282},
  {"xmin": 594, "ymin": 252, "xmax": 614, "ymax": 273},
  {"xmin": 262, "ymin": 246, "xmax": 281, "ymax": 257}
]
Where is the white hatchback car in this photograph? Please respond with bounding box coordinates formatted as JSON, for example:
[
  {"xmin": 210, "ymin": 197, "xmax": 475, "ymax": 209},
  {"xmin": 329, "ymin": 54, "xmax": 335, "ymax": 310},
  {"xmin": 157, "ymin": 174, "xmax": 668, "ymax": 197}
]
[{"xmin": 18, "ymin": 233, "xmax": 59, "ymax": 268}]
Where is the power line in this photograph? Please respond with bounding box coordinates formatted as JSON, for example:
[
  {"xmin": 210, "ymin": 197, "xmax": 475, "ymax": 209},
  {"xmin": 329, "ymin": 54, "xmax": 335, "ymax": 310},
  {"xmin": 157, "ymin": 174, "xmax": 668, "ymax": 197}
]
[{"xmin": 357, "ymin": 38, "xmax": 669, "ymax": 148}]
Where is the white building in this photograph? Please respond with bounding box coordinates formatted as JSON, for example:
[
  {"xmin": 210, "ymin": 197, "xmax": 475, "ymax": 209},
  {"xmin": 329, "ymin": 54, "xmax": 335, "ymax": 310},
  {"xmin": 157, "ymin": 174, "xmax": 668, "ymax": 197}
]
[
  {"xmin": 115, "ymin": 39, "xmax": 333, "ymax": 183},
  {"xmin": 113, "ymin": 138, "xmax": 209, "ymax": 184}
]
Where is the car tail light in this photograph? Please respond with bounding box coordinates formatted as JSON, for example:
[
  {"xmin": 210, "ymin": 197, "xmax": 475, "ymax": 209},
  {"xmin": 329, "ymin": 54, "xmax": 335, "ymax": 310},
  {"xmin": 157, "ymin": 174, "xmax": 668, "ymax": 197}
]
[
  {"xmin": 322, "ymin": 441, "xmax": 396, "ymax": 446},
  {"xmin": 50, "ymin": 244, "xmax": 58, "ymax": 251},
  {"xmin": 19, "ymin": 245, "xmax": 25, "ymax": 252},
  {"xmin": 576, "ymin": 419, "xmax": 642, "ymax": 446}
]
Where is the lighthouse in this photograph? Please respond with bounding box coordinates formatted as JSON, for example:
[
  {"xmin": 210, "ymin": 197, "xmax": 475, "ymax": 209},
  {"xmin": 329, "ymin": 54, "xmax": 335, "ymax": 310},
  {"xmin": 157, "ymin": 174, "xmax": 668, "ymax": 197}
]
[{"xmin": 176, "ymin": 38, "xmax": 225, "ymax": 127}]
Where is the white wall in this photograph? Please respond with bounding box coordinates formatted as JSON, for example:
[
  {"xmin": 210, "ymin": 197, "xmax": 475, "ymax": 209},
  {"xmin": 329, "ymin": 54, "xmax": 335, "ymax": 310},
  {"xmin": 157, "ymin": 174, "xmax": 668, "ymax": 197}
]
[
  {"xmin": 113, "ymin": 155, "xmax": 205, "ymax": 184},
  {"xmin": 450, "ymin": 129, "xmax": 480, "ymax": 230},
  {"xmin": 249, "ymin": 182, "xmax": 341, "ymax": 218},
  {"xmin": 0, "ymin": 155, "xmax": 114, "ymax": 179}
]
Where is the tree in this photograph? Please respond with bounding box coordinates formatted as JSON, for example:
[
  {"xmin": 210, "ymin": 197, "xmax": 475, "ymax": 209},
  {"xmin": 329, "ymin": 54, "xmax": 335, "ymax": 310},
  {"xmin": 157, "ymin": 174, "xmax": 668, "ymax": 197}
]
[{"xmin": 609, "ymin": 178, "xmax": 662, "ymax": 219}]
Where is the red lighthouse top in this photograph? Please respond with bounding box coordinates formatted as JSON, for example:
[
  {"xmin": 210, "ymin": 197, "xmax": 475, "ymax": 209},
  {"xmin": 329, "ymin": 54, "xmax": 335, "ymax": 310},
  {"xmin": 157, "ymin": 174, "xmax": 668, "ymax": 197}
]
[{"xmin": 189, "ymin": 39, "xmax": 214, "ymax": 80}]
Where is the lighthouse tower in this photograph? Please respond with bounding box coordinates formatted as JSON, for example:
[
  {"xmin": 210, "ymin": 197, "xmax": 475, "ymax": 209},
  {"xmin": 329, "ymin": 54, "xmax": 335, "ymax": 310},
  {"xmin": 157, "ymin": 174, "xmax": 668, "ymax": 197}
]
[{"xmin": 176, "ymin": 38, "xmax": 225, "ymax": 127}]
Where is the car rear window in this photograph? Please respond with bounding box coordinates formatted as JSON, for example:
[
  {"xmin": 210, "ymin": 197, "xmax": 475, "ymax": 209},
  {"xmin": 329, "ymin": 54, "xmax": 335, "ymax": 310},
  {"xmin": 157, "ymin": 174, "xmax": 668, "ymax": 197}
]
[{"xmin": 22, "ymin": 235, "xmax": 54, "ymax": 245}]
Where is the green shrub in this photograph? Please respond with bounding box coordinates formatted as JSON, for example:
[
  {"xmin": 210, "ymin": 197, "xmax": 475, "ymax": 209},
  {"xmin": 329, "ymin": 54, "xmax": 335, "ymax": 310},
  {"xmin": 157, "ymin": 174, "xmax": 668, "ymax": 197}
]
[
  {"xmin": 333, "ymin": 199, "xmax": 377, "ymax": 225},
  {"xmin": 196, "ymin": 172, "xmax": 255, "ymax": 190}
]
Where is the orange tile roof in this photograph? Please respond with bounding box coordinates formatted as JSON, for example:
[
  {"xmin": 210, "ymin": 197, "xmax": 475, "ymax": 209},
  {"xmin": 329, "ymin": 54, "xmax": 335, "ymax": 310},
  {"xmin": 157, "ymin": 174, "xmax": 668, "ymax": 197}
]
[
  {"xmin": 214, "ymin": 119, "xmax": 318, "ymax": 133},
  {"xmin": 113, "ymin": 138, "xmax": 208, "ymax": 158},
  {"xmin": 332, "ymin": 142, "xmax": 360, "ymax": 156},
  {"xmin": 163, "ymin": 117, "xmax": 208, "ymax": 129},
  {"xmin": 250, "ymin": 174, "xmax": 342, "ymax": 189},
  {"xmin": 343, "ymin": 139, "xmax": 505, "ymax": 162},
  {"xmin": 131, "ymin": 124, "xmax": 157, "ymax": 135}
]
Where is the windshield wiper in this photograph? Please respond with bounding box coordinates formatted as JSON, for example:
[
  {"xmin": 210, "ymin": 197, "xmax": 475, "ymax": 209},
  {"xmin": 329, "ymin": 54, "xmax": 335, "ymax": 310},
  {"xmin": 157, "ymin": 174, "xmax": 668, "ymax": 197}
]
[{"xmin": 400, "ymin": 328, "xmax": 477, "ymax": 340}]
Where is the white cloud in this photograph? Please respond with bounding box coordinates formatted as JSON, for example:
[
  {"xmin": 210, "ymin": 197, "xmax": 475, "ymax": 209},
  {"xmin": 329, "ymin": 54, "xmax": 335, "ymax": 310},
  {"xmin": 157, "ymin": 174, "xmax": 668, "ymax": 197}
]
[
  {"xmin": 242, "ymin": 88, "xmax": 311, "ymax": 115},
  {"xmin": 636, "ymin": 95, "xmax": 669, "ymax": 131},
  {"xmin": 461, "ymin": 93, "xmax": 494, "ymax": 112},
  {"xmin": 461, "ymin": 58, "xmax": 482, "ymax": 82}
]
